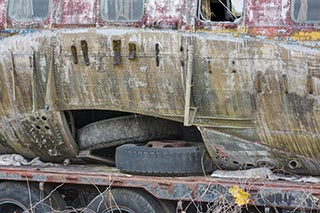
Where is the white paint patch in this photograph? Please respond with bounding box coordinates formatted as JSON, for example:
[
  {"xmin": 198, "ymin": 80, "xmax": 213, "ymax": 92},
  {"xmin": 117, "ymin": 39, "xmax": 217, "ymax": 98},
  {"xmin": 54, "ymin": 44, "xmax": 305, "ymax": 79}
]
[{"xmin": 231, "ymin": 0, "xmax": 244, "ymax": 15}]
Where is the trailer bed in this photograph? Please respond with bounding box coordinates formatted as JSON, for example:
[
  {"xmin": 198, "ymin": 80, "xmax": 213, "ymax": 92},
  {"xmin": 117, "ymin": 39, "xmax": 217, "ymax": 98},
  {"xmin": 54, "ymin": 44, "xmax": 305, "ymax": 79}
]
[{"xmin": 0, "ymin": 165, "xmax": 319, "ymax": 210}]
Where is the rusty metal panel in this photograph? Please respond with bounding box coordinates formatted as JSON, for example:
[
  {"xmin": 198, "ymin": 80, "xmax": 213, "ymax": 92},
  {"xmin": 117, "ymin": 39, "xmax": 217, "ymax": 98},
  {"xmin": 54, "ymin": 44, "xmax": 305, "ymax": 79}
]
[
  {"xmin": 256, "ymin": 189, "xmax": 320, "ymax": 210},
  {"xmin": 0, "ymin": 166, "xmax": 319, "ymax": 210}
]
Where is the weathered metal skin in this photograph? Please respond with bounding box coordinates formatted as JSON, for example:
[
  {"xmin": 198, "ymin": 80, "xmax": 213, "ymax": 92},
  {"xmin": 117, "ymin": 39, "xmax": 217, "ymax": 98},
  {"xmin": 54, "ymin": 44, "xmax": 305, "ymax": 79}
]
[{"xmin": 0, "ymin": 0, "xmax": 320, "ymax": 174}]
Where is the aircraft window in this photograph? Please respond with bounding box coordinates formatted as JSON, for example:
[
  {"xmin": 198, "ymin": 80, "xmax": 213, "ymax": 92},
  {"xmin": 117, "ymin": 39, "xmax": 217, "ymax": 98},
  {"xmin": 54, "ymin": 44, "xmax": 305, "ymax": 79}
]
[
  {"xmin": 199, "ymin": 0, "xmax": 243, "ymax": 22},
  {"xmin": 8, "ymin": 0, "xmax": 50, "ymax": 20},
  {"xmin": 100, "ymin": 0, "xmax": 144, "ymax": 21},
  {"xmin": 292, "ymin": 0, "xmax": 320, "ymax": 22}
]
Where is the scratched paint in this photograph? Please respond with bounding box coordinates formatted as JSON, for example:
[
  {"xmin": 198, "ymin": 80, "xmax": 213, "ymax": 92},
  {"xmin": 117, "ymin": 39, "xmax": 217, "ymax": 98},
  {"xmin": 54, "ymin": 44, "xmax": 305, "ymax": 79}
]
[
  {"xmin": 51, "ymin": 0, "xmax": 97, "ymax": 25},
  {"xmin": 145, "ymin": 0, "xmax": 186, "ymax": 28},
  {"xmin": 0, "ymin": 1, "xmax": 3, "ymax": 28}
]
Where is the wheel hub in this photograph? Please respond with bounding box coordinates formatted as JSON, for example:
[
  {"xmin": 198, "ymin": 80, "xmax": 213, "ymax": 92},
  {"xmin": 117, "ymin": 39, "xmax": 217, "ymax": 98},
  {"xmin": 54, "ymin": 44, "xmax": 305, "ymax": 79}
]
[{"xmin": 146, "ymin": 140, "xmax": 189, "ymax": 148}]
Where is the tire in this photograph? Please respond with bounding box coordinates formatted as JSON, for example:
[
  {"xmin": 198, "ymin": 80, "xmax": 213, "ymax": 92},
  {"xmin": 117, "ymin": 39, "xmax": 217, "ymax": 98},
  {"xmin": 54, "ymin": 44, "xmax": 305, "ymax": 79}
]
[
  {"xmin": 78, "ymin": 115, "xmax": 181, "ymax": 150},
  {"xmin": 115, "ymin": 142, "xmax": 215, "ymax": 176},
  {"xmin": 85, "ymin": 188, "xmax": 162, "ymax": 213},
  {"xmin": 158, "ymin": 200, "xmax": 176, "ymax": 213},
  {"xmin": 0, "ymin": 182, "xmax": 66, "ymax": 213},
  {"xmin": 44, "ymin": 185, "xmax": 67, "ymax": 211}
]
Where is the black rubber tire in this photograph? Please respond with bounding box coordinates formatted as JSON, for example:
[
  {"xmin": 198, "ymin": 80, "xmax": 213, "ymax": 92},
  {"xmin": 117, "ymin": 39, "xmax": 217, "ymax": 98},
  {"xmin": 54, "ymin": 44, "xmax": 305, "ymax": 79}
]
[
  {"xmin": 85, "ymin": 188, "xmax": 162, "ymax": 213},
  {"xmin": 158, "ymin": 200, "xmax": 176, "ymax": 213},
  {"xmin": 115, "ymin": 142, "xmax": 214, "ymax": 176},
  {"xmin": 78, "ymin": 115, "xmax": 181, "ymax": 150},
  {"xmin": 0, "ymin": 182, "xmax": 66, "ymax": 213},
  {"xmin": 44, "ymin": 185, "xmax": 67, "ymax": 211}
]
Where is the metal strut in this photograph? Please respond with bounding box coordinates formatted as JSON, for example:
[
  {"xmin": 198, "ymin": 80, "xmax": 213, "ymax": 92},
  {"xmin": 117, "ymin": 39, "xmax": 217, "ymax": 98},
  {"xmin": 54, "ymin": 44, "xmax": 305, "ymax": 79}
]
[{"xmin": 184, "ymin": 45, "xmax": 197, "ymax": 126}]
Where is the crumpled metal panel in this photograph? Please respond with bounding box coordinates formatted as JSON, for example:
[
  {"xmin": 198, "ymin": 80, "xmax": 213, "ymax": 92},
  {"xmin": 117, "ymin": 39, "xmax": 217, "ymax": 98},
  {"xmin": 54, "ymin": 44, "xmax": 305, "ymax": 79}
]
[{"xmin": 201, "ymin": 128, "xmax": 320, "ymax": 175}]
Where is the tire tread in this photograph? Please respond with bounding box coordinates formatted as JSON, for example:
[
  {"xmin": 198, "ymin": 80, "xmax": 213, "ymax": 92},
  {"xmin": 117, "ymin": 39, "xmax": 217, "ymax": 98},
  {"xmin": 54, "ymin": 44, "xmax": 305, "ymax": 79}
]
[
  {"xmin": 79, "ymin": 115, "xmax": 181, "ymax": 150},
  {"xmin": 116, "ymin": 143, "xmax": 214, "ymax": 176}
]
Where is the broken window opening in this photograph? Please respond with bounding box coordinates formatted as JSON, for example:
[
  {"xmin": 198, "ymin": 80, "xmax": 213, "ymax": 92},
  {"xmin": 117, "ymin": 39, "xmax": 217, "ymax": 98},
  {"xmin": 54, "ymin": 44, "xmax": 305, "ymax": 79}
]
[
  {"xmin": 198, "ymin": 0, "xmax": 243, "ymax": 22},
  {"xmin": 8, "ymin": 0, "xmax": 50, "ymax": 21},
  {"xmin": 100, "ymin": 0, "xmax": 144, "ymax": 21},
  {"xmin": 292, "ymin": 0, "xmax": 320, "ymax": 23}
]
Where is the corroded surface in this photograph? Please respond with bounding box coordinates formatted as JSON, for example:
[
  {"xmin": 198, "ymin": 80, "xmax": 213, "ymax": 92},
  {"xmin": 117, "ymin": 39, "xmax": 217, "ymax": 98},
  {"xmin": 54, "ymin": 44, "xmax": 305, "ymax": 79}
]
[
  {"xmin": 54, "ymin": 29, "xmax": 185, "ymax": 115},
  {"xmin": 0, "ymin": 165, "xmax": 319, "ymax": 210},
  {"xmin": 0, "ymin": 0, "xmax": 320, "ymax": 174}
]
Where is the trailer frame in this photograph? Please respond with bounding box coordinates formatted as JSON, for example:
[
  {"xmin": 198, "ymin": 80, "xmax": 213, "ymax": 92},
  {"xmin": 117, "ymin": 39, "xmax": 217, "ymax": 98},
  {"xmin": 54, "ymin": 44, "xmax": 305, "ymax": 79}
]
[{"xmin": 0, "ymin": 165, "xmax": 319, "ymax": 211}]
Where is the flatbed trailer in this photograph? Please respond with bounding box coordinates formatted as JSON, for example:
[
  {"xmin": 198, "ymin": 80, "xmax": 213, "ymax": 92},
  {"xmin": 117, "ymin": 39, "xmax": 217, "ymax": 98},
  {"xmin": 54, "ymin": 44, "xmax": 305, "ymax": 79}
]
[{"xmin": 0, "ymin": 164, "xmax": 319, "ymax": 212}]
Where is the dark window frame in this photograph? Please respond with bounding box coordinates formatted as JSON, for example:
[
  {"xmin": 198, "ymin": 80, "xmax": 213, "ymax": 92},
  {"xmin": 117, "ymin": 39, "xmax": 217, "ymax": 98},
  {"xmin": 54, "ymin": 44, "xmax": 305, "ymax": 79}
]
[{"xmin": 198, "ymin": 0, "xmax": 242, "ymax": 23}]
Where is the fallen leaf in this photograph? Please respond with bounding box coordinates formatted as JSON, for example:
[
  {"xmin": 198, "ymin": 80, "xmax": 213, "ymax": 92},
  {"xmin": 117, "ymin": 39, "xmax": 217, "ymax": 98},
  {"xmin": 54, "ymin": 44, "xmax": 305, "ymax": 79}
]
[{"xmin": 228, "ymin": 185, "xmax": 250, "ymax": 206}]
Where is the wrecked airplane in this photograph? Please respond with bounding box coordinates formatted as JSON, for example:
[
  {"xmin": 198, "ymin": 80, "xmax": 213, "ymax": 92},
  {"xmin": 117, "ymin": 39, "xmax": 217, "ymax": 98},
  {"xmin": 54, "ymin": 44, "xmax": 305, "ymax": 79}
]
[{"xmin": 0, "ymin": 0, "xmax": 320, "ymax": 175}]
